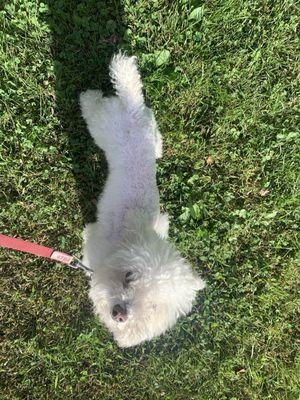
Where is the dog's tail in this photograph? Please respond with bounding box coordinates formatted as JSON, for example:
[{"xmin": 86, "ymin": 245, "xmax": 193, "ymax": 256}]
[{"xmin": 109, "ymin": 53, "xmax": 144, "ymax": 115}]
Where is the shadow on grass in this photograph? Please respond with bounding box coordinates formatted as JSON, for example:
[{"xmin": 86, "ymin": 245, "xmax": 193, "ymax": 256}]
[{"xmin": 45, "ymin": 0, "xmax": 125, "ymax": 223}]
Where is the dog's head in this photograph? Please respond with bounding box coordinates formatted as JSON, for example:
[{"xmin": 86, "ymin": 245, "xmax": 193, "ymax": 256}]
[{"xmin": 89, "ymin": 212, "xmax": 205, "ymax": 347}]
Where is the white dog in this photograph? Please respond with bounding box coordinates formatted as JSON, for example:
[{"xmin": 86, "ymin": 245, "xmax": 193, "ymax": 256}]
[{"xmin": 80, "ymin": 53, "xmax": 205, "ymax": 347}]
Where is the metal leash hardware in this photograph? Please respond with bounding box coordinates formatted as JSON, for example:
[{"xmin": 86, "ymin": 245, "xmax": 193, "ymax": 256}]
[{"xmin": 69, "ymin": 255, "xmax": 94, "ymax": 276}]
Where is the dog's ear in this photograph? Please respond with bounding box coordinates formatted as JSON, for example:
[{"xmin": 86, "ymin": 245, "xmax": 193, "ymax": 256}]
[
  {"xmin": 192, "ymin": 274, "xmax": 206, "ymax": 291},
  {"xmin": 154, "ymin": 213, "xmax": 169, "ymax": 238},
  {"xmin": 180, "ymin": 268, "xmax": 206, "ymax": 293}
]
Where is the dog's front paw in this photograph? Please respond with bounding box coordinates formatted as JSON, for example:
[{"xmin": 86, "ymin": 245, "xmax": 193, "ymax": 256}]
[{"xmin": 154, "ymin": 213, "xmax": 169, "ymax": 238}]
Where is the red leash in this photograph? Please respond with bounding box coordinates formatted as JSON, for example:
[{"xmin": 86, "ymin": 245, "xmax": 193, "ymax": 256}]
[{"xmin": 0, "ymin": 233, "xmax": 92, "ymax": 275}]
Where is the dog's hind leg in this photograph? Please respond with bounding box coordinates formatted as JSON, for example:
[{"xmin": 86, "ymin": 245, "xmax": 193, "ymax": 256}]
[
  {"xmin": 145, "ymin": 107, "xmax": 162, "ymax": 158},
  {"xmin": 80, "ymin": 90, "xmax": 120, "ymax": 153},
  {"xmin": 80, "ymin": 90, "xmax": 103, "ymax": 122}
]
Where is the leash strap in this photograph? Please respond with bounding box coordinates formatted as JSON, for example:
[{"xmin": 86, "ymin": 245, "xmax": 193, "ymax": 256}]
[{"xmin": 0, "ymin": 233, "xmax": 93, "ymax": 275}]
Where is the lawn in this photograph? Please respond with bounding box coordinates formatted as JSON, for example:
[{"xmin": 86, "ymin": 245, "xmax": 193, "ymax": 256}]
[{"xmin": 0, "ymin": 0, "xmax": 299, "ymax": 399}]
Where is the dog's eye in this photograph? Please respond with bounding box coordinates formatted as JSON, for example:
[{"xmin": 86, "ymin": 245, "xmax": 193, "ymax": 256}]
[
  {"xmin": 125, "ymin": 271, "xmax": 134, "ymax": 283},
  {"xmin": 123, "ymin": 271, "xmax": 134, "ymax": 288}
]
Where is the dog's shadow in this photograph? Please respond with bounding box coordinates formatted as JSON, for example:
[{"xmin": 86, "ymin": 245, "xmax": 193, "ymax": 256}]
[{"xmin": 45, "ymin": 0, "xmax": 125, "ymax": 223}]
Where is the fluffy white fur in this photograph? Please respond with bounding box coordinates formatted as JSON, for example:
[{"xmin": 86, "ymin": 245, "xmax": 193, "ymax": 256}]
[{"xmin": 80, "ymin": 53, "xmax": 205, "ymax": 347}]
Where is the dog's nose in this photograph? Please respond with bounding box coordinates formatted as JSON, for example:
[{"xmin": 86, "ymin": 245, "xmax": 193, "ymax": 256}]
[{"xmin": 112, "ymin": 304, "xmax": 127, "ymax": 322}]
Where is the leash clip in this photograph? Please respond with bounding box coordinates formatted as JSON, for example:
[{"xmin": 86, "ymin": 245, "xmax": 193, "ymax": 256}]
[{"xmin": 69, "ymin": 256, "xmax": 93, "ymax": 277}]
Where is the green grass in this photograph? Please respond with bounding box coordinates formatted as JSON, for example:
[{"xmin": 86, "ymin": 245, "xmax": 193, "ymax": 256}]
[{"xmin": 1, "ymin": 0, "xmax": 299, "ymax": 399}]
